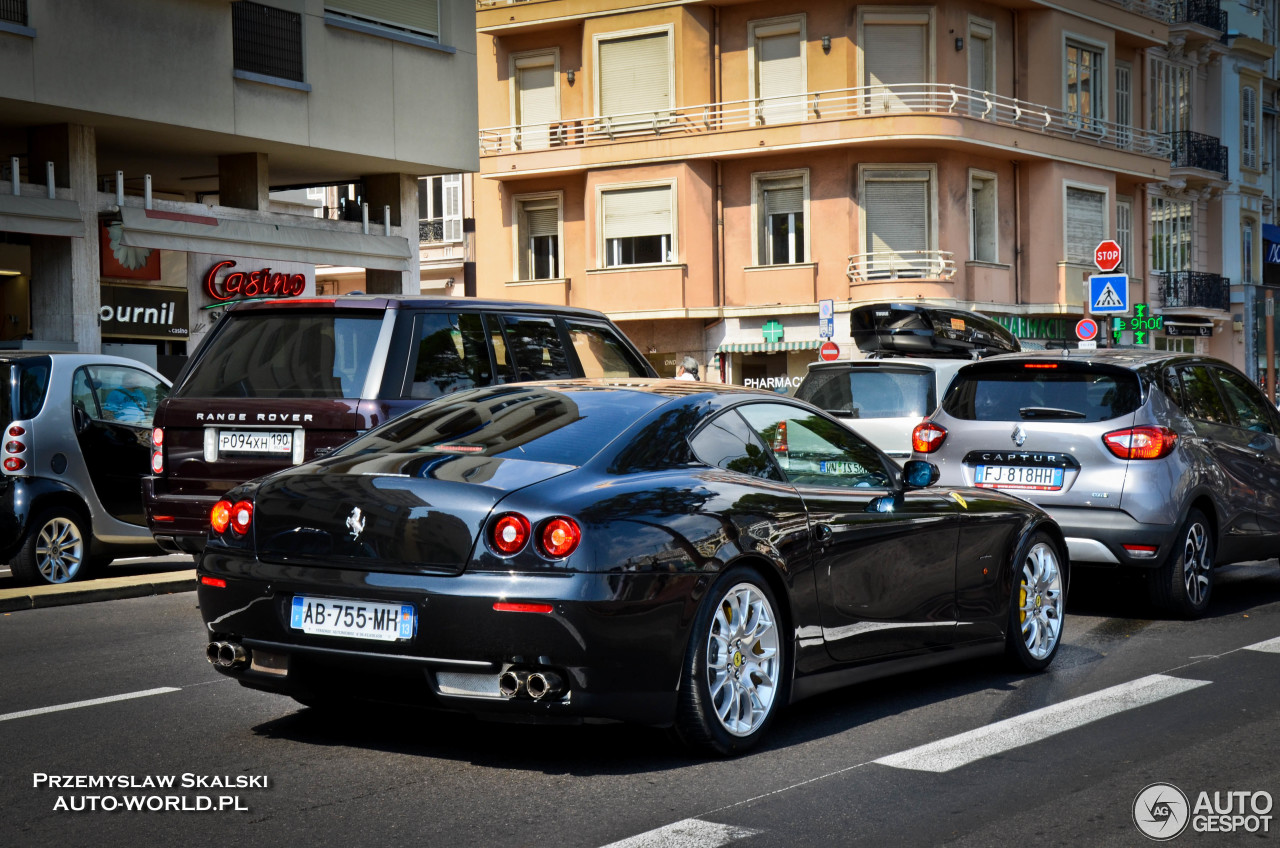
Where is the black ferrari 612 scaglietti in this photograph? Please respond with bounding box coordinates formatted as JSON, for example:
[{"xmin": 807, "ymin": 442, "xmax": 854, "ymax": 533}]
[{"xmin": 198, "ymin": 380, "xmax": 1068, "ymax": 755}]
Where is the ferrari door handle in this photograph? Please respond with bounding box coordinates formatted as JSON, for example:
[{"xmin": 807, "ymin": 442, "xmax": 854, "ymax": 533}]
[{"xmin": 814, "ymin": 524, "xmax": 833, "ymax": 546}]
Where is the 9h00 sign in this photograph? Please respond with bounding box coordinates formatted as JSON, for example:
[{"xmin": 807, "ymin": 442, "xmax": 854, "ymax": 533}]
[{"xmin": 1094, "ymin": 240, "xmax": 1122, "ymax": 273}]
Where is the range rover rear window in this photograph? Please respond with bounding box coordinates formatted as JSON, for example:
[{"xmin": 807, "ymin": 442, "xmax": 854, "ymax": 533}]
[
  {"xmin": 941, "ymin": 362, "xmax": 1141, "ymax": 423},
  {"xmin": 175, "ymin": 312, "xmax": 382, "ymax": 399}
]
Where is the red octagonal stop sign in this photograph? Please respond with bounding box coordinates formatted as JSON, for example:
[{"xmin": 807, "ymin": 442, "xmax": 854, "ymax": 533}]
[{"xmin": 1094, "ymin": 239, "xmax": 1122, "ymax": 273}]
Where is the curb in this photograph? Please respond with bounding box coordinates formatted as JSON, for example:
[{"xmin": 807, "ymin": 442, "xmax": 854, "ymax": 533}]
[{"xmin": 0, "ymin": 571, "xmax": 197, "ymax": 613}]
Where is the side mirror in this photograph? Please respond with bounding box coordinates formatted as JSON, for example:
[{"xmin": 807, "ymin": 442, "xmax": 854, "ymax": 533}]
[{"xmin": 902, "ymin": 459, "xmax": 939, "ymax": 489}]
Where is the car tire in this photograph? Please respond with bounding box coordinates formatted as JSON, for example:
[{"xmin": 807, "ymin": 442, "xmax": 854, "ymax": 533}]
[
  {"xmin": 1005, "ymin": 532, "xmax": 1066, "ymax": 672},
  {"xmin": 10, "ymin": 507, "xmax": 91, "ymax": 586},
  {"xmin": 674, "ymin": 567, "xmax": 786, "ymax": 756},
  {"xmin": 1150, "ymin": 508, "xmax": 1214, "ymax": 619}
]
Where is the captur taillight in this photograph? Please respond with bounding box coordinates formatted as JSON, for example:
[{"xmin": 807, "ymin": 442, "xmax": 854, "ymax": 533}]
[
  {"xmin": 1103, "ymin": 426, "xmax": 1178, "ymax": 460},
  {"xmin": 539, "ymin": 517, "xmax": 581, "ymax": 559},
  {"xmin": 491, "ymin": 513, "xmax": 531, "ymax": 555},
  {"xmin": 912, "ymin": 421, "xmax": 948, "ymax": 454}
]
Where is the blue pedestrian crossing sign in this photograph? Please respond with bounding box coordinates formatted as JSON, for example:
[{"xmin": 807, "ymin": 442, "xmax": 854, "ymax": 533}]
[{"xmin": 1088, "ymin": 274, "xmax": 1129, "ymax": 314}]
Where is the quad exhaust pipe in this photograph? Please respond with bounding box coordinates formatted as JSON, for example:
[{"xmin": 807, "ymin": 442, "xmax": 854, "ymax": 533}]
[
  {"xmin": 206, "ymin": 640, "xmax": 247, "ymax": 669},
  {"xmin": 498, "ymin": 668, "xmax": 567, "ymax": 701}
]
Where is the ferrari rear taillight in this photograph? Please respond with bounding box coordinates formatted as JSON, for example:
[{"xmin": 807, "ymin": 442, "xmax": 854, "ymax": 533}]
[
  {"xmin": 1102, "ymin": 426, "xmax": 1178, "ymax": 460},
  {"xmin": 539, "ymin": 517, "xmax": 581, "ymax": 559},
  {"xmin": 210, "ymin": 500, "xmax": 232, "ymax": 534},
  {"xmin": 912, "ymin": 421, "xmax": 948, "ymax": 454},
  {"xmin": 491, "ymin": 513, "xmax": 531, "ymax": 555},
  {"xmin": 230, "ymin": 500, "xmax": 254, "ymax": 535}
]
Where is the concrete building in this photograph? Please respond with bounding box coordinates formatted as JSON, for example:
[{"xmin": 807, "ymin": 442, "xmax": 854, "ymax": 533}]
[
  {"xmin": 473, "ymin": 0, "xmax": 1278, "ymax": 390},
  {"xmin": 0, "ymin": 0, "xmax": 477, "ymax": 373}
]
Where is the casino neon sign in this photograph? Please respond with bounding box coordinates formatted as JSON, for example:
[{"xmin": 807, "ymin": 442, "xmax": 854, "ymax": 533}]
[{"xmin": 204, "ymin": 259, "xmax": 306, "ymax": 302}]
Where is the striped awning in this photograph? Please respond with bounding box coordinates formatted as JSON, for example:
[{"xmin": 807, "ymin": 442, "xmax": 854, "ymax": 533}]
[{"xmin": 716, "ymin": 339, "xmax": 822, "ymax": 354}]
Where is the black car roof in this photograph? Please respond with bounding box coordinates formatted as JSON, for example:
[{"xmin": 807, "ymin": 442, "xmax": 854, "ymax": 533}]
[
  {"xmin": 505, "ymin": 378, "xmax": 787, "ymax": 400},
  {"xmin": 229, "ymin": 294, "xmax": 619, "ymax": 320}
]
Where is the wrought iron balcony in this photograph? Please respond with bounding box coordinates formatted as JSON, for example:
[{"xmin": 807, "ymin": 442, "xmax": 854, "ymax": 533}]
[
  {"xmin": 847, "ymin": 250, "xmax": 957, "ymax": 283},
  {"xmin": 1167, "ymin": 0, "xmax": 1227, "ymax": 32},
  {"xmin": 1154, "ymin": 271, "xmax": 1229, "ymax": 311},
  {"xmin": 419, "ymin": 218, "xmax": 444, "ymax": 242},
  {"xmin": 1167, "ymin": 131, "xmax": 1228, "ymax": 176}
]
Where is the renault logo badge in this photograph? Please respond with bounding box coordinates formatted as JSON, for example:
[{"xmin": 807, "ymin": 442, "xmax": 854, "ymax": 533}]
[{"xmin": 1011, "ymin": 424, "xmax": 1027, "ymax": 447}]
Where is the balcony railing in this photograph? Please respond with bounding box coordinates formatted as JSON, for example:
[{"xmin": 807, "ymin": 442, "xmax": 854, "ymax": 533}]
[
  {"xmin": 1154, "ymin": 271, "xmax": 1229, "ymax": 310},
  {"xmin": 419, "ymin": 218, "xmax": 444, "ymax": 242},
  {"xmin": 1167, "ymin": 131, "xmax": 1228, "ymax": 176},
  {"xmin": 1100, "ymin": 0, "xmax": 1171, "ymax": 19},
  {"xmin": 1167, "ymin": 0, "xmax": 1227, "ymax": 31},
  {"xmin": 847, "ymin": 251, "xmax": 957, "ymax": 283},
  {"xmin": 480, "ymin": 84, "xmax": 1172, "ymax": 159}
]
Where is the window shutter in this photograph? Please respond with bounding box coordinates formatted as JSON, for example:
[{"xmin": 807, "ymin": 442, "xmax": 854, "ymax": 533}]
[
  {"xmin": 968, "ymin": 33, "xmax": 988, "ymax": 91},
  {"xmin": 1115, "ymin": 64, "xmax": 1131, "ymax": 146},
  {"xmin": 863, "ymin": 23, "xmax": 925, "ymax": 111},
  {"xmin": 516, "ymin": 61, "xmax": 557, "ymax": 149},
  {"xmin": 1244, "ymin": 86, "xmax": 1259, "ymax": 170},
  {"xmin": 1066, "ymin": 188, "xmax": 1105, "ymax": 264},
  {"xmin": 442, "ymin": 174, "xmax": 462, "ymax": 242},
  {"xmin": 1116, "ymin": 199, "xmax": 1133, "ymax": 273},
  {"xmin": 599, "ymin": 32, "xmax": 670, "ymax": 118},
  {"xmin": 602, "ymin": 186, "xmax": 672, "ymax": 239},
  {"xmin": 763, "ymin": 186, "xmax": 803, "ymax": 218},
  {"xmin": 525, "ymin": 205, "xmax": 558, "ymax": 237},
  {"xmin": 757, "ymin": 29, "xmax": 804, "ymax": 123},
  {"xmin": 864, "ymin": 176, "xmax": 928, "ymax": 254},
  {"xmin": 326, "ymin": 1, "xmax": 439, "ymax": 37}
]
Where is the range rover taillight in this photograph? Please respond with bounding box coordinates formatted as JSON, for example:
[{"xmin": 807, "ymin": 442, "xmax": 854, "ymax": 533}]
[
  {"xmin": 1103, "ymin": 426, "xmax": 1178, "ymax": 460},
  {"xmin": 151, "ymin": 427, "xmax": 164, "ymax": 474},
  {"xmin": 912, "ymin": 421, "xmax": 948, "ymax": 454}
]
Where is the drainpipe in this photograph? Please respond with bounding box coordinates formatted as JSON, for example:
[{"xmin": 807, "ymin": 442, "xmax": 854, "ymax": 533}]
[
  {"xmin": 714, "ymin": 8, "xmax": 725, "ymax": 311},
  {"xmin": 1011, "ymin": 10, "xmax": 1022, "ymax": 306}
]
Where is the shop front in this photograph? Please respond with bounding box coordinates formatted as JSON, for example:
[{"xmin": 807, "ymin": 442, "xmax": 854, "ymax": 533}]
[{"xmin": 713, "ymin": 316, "xmax": 832, "ymax": 395}]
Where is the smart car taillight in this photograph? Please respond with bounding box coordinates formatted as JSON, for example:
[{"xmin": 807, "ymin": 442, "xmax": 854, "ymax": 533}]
[
  {"xmin": 1102, "ymin": 426, "xmax": 1178, "ymax": 460},
  {"xmin": 539, "ymin": 517, "xmax": 581, "ymax": 558},
  {"xmin": 4, "ymin": 440, "xmax": 24, "ymax": 453},
  {"xmin": 912, "ymin": 421, "xmax": 947, "ymax": 454},
  {"xmin": 7, "ymin": 424, "xmax": 24, "ymax": 437},
  {"xmin": 491, "ymin": 513, "xmax": 531, "ymax": 555},
  {"xmin": 230, "ymin": 500, "xmax": 254, "ymax": 535},
  {"xmin": 210, "ymin": 500, "xmax": 232, "ymax": 534},
  {"xmin": 3, "ymin": 457, "xmax": 24, "ymax": 472}
]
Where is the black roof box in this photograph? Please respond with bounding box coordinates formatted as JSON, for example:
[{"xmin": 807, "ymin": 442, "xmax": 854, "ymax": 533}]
[{"xmin": 850, "ymin": 303, "xmax": 1020, "ymax": 359}]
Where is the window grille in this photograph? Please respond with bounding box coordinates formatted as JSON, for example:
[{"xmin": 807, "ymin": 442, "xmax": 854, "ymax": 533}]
[{"xmin": 233, "ymin": 2, "xmax": 304, "ymax": 83}]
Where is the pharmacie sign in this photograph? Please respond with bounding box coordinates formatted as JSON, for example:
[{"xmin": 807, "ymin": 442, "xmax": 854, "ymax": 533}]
[{"xmin": 99, "ymin": 283, "xmax": 189, "ymax": 339}]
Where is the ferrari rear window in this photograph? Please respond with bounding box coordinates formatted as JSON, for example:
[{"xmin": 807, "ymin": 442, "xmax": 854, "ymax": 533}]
[{"xmin": 941, "ymin": 362, "xmax": 1141, "ymax": 423}]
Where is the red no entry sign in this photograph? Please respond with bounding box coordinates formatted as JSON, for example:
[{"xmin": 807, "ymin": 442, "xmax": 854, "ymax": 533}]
[{"xmin": 819, "ymin": 340, "xmax": 840, "ymax": 361}]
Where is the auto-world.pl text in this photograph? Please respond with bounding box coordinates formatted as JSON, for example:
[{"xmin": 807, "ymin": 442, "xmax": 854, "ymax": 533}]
[{"xmin": 33, "ymin": 773, "xmax": 269, "ymax": 812}]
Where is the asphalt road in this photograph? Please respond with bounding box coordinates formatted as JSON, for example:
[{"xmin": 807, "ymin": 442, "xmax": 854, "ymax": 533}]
[{"xmin": 1, "ymin": 563, "xmax": 1278, "ymax": 847}]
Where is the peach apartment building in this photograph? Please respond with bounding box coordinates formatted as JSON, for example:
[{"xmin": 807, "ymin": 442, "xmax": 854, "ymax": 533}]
[{"xmin": 471, "ymin": 0, "xmax": 1254, "ymax": 389}]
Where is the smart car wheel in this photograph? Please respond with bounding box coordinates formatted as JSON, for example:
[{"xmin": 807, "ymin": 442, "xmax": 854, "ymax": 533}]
[
  {"xmin": 674, "ymin": 568, "xmax": 785, "ymax": 756},
  {"xmin": 1006, "ymin": 532, "xmax": 1066, "ymax": 671},
  {"xmin": 1150, "ymin": 508, "xmax": 1214, "ymax": 619},
  {"xmin": 11, "ymin": 508, "xmax": 89, "ymax": 586}
]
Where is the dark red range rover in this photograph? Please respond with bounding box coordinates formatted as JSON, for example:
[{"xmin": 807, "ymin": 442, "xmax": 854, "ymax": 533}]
[{"xmin": 144, "ymin": 295, "xmax": 656, "ymax": 553}]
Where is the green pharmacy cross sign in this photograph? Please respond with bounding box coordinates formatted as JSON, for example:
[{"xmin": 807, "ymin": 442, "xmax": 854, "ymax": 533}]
[
  {"xmin": 762, "ymin": 320, "xmax": 785, "ymax": 344},
  {"xmin": 1111, "ymin": 303, "xmax": 1162, "ymax": 344}
]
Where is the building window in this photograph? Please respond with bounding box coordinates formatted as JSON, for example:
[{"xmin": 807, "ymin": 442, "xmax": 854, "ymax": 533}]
[
  {"xmin": 754, "ymin": 171, "xmax": 808, "ymax": 265},
  {"xmin": 860, "ymin": 166, "xmax": 936, "ymax": 276},
  {"xmin": 232, "ymin": 2, "xmax": 304, "ymax": 84},
  {"xmin": 514, "ymin": 194, "xmax": 562, "ymax": 281},
  {"xmin": 1065, "ymin": 39, "xmax": 1103, "ymax": 126},
  {"xmin": 968, "ymin": 20, "xmax": 994, "ymax": 93},
  {"xmin": 1116, "ymin": 197, "xmax": 1133, "ymax": 275},
  {"xmin": 596, "ymin": 30, "xmax": 672, "ymax": 124},
  {"xmin": 1115, "ymin": 61, "xmax": 1132, "ymax": 147},
  {"xmin": 969, "ymin": 171, "xmax": 997, "ymax": 263},
  {"xmin": 1065, "ymin": 186, "xmax": 1106, "ymax": 264},
  {"xmin": 324, "ymin": 1, "xmax": 439, "ymax": 41},
  {"xmin": 418, "ymin": 175, "xmax": 462, "ymax": 243},
  {"xmin": 599, "ymin": 183, "xmax": 675, "ymax": 268},
  {"xmin": 512, "ymin": 51, "xmax": 558, "ymax": 150},
  {"xmin": 861, "ymin": 11, "xmax": 931, "ymax": 112},
  {"xmin": 1243, "ymin": 85, "xmax": 1260, "ymax": 171},
  {"xmin": 1243, "ymin": 219, "xmax": 1256, "ymax": 285},
  {"xmin": 750, "ymin": 16, "xmax": 806, "ymax": 125},
  {"xmin": 1150, "ymin": 195, "xmax": 1193, "ymax": 273},
  {"xmin": 1149, "ymin": 56, "xmax": 1192, "ymax": 133},
  {"xmin": 0, "ymin": 0, "xmax": 27, "ymax": 26}
]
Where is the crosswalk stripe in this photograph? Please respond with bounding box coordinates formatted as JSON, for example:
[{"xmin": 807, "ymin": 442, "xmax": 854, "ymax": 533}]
[
  {"xmin": 0, "ymin": 687, "xmax": 181, "ymax": 722},
  {"xmin": 1244, "ymin": 636, "xmax": 1280, "ymax": 653},
  {"xmin": 598, "ymin": 818, "xmax": 761, "ymax": 848},
  {"xmin": 874, "ymin": 674, "xmax": 1210, "ymax": 773}
]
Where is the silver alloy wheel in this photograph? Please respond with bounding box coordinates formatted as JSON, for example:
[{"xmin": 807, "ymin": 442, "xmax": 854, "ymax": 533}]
[
  {"xmin": 35, "ymin": 516, "xmax": 84, "ymax": 584},
  {"xmin": 1019, "ymin": 542, "xmax": 1063, "ymax": 661},
  {"xmin": 1182, "ymin": 520, "xmax": 1211, "ymax": 606},
  {"xmin": 705, "ymin": 582, "xmax": 781, "ymax": 737}
]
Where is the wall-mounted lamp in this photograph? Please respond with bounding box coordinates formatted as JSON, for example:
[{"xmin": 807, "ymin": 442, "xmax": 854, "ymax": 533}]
[
  {"xmin": 821, "ymin": 35, "xmax": 831, "ymax": 54},
  {"xmin": 955, "ymin": 37, "xmax": 964, "ymax": 52},
  {"xmin": 567, "ymin": 69, "xmax": 575, "ymax": 86}
]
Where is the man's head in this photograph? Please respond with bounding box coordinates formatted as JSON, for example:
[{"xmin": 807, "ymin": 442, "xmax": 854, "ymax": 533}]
[{"xmin": 680, "ymin": 356, "xmax": 699, "ymax": 379}]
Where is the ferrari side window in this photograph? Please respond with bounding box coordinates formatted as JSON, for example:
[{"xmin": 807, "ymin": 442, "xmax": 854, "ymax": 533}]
[
  {"xmin": 738, "ymin": 403, "xmax": 891, "ymax": 489},
  {"xmin": 689, "ymin": 410, "xmax": 783, "ymax": 481}
]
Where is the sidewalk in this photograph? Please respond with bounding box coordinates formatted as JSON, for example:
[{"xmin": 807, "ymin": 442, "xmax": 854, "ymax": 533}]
[{"xmin": 0, "ymin": 557, "xmax": 197, "ymax": 613}]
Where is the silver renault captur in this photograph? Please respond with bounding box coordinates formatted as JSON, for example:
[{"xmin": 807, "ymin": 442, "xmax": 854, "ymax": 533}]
[{"xmin": 911, "ymin": 348, "xmax": 1280, "ymax": 618}]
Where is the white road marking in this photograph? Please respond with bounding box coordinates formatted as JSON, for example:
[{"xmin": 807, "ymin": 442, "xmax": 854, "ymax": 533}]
[
  {"xmin": 0, "ymin": 687, "xmax": 180, "ymax": 723},
  {"xmin": 1244, "ymin": 636, "xmax": 1280, "ymax": 653},
  {"xmin": 598, "ymin": 819, "xmax": 761, "ymax": 848},
  {"xmin": 874, "ymin": 674, "xmax": 1210, "ymax": 773}
]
